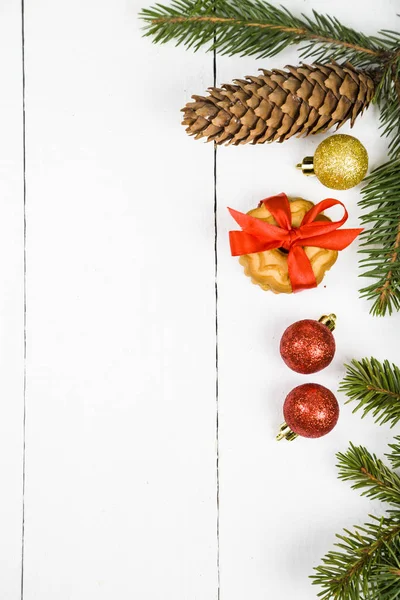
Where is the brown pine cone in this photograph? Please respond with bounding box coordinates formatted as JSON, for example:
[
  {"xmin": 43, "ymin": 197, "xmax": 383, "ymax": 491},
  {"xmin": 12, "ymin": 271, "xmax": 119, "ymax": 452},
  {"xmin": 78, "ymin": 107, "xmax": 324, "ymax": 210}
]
[{"xmin": 181, "ymin": 62, "xmax": 375, "ymax": 145}]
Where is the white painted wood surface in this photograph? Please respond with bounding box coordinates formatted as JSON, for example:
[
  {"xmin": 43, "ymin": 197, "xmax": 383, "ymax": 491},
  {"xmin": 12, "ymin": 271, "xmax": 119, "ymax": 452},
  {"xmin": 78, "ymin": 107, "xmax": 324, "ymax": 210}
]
[
  {"xmin": 1, "ymin": 1, "xmax": 400, "ymax": 599},
  {"xmin": 0, "ymin": 2, "xmax": 24, "ymax": 599},
  {"xmin": 22, "ymin": 1, "xmax": 217, "ymax": 599},
  {"xmin": 217, "ymin": 2, "xmax": 400, "ymax": 597}
]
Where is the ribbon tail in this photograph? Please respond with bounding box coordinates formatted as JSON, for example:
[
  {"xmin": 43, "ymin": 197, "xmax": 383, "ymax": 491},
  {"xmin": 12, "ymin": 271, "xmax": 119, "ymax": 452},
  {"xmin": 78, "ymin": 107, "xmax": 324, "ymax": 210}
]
[{"xmin": 287, "ymin": 246, "xmax": 317, "ymax": 293}]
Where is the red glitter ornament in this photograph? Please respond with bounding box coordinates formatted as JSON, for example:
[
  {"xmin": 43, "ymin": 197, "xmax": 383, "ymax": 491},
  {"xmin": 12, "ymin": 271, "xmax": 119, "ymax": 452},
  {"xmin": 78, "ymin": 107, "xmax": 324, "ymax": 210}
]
[
  {"xmin": 280, "ymin": 314, "xmax": 336, "ymax": 374},
  {"xmin": 277, "ymin": 383, "xmax": 339, "ymax": 440}
]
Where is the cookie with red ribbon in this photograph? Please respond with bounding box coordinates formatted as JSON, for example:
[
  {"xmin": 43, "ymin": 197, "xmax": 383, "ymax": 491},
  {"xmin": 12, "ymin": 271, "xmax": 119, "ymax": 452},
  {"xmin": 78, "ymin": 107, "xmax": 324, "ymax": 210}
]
[{"xmin": 228, "ymin": 193, "xmax": 362, "ymax": 294}]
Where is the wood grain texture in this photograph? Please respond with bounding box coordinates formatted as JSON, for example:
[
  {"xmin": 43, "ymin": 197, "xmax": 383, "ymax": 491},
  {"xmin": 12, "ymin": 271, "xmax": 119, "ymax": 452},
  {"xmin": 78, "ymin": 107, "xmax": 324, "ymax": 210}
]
[
  {"xmin": 22, "ymin": 2, "xmax": 217, "ymax": 598},
  {"xmin": 4, "ymin": 0, "xmax": 400, "ymax": 599},
  {"xmin": 217, "ymin": 1, "xmax": 400, "ymax": 597},
  {"xmin": 0, "ymin": 2, "xmax": 24, "ymax": 598}
]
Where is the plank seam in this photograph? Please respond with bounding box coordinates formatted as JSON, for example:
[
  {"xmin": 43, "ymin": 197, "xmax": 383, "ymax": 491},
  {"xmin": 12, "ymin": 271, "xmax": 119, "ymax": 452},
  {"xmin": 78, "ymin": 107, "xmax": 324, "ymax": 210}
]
[
  {"xmin": 213, "ymin": 45, "xmax": 220, "ymax": 600},
  {"xmin": 20, "ymin": 0, "xmax": 27, "ymax": 597}
]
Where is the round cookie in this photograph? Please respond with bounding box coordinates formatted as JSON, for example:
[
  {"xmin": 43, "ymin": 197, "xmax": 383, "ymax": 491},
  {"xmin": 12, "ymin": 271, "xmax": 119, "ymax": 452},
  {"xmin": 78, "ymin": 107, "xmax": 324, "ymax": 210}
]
[{"xmin": 238, "ymin": 198, "xmax": 338, "ymax": 294}]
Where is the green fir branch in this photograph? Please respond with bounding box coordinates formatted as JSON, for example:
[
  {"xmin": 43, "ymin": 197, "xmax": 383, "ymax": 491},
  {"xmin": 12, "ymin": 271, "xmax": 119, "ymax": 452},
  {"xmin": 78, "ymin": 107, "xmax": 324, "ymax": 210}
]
[
  {"xmin": 337, "ymin": 442, "xmax": 400, "ymax": 506},
  {"xmin": 312, "ymin": 517, "xmax": 400, "ymax": 600},
  {"xmin": 372, "ymin": 550, "xmax": 400, "ymax": 600},
  {"xmin": 313, "ymin": 440, "xmax": 400, "ymax": 599},
  {"xmin": 358, "ymin": 162, "xmax": 400, "ymax": 316},
  {"xmin": 140, "ymin": 0, "xmax": 398, "ymax": 66},
  {"xmin": 387, "ymin": 436, "xmax": 400, "ymax": 470},
  {"xmin": 375, "ymin": 570, "xmax": 400, "ymax": 600},
  {"xmin": 374, "ymin": 57, "xmax": 400, "ymax": 159},
  {"xmin": 340, "ymin": 358, "xmax": 400, "ymax": 427}
]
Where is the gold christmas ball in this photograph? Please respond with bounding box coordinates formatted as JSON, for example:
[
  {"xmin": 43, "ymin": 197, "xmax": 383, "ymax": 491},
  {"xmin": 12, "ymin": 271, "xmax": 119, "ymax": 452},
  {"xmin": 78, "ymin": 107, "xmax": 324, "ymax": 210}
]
[{"xmin": 297, "ymin": 134, "xmax": 368, "ymax": 190}]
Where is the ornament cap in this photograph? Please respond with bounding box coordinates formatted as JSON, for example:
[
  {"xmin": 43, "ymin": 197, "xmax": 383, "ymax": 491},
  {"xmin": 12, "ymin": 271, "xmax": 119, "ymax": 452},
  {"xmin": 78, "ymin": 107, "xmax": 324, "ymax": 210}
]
[
  {"xmin": 296, "ymin": 156, "xmax": 315, "ymax": 176},
  {"xmin": 318, "ymin": 313, "xmax": 337, "ymax": 332},
  {"xmin": 276, "ymin": 422, "xmax": 298, "ymax": 442}
]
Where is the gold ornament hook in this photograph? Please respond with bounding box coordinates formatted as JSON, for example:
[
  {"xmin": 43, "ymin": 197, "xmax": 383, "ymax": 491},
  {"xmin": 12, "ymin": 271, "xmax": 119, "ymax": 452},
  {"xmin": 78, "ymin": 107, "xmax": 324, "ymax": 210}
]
[
  {"xmin": 318, "ymin": 313, "xmax": 337, "ymax": 332},
  {"xmin": 276, "ymin": 422, "xmax": 298, "ymax": 442},
  {"xmin": 296, "ymin": 156, "xmax": 315, "ymax": 176}
]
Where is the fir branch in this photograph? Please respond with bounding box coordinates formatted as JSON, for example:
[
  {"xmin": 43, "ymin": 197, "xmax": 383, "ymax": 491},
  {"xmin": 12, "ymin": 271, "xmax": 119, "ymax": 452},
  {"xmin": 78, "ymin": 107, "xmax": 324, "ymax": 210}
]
[
  {"xmin": 358, "ymin": 161, "xmax": 400, "ymax": 316},
  {"xmin": 312, "ymin": 517, "xmax": 400, "ymax": 600},
  {"xmin": 313, "ymin": 440, "xmax": 400, "ymax": 599},
  {"xmin": 337, "ymin": 442, "xmax": 400, "ymax": 506},
  {"xmin": 374, "ymin": 57, "xmax": 400, "ymax": 159},
  {"xmin": 372, "ymin": 548, "xmax": 400, "ymax": 600},
  {"xmin": 387, "ymin": 437, "xmax": 400, "ymax": 471},
  {"xmin": 339, "ymin": 358, "xmax": 400, "ymax": 427},
  {"xmin": 140, "ymin": 0, "xmax": 398, "ymax": 66}
]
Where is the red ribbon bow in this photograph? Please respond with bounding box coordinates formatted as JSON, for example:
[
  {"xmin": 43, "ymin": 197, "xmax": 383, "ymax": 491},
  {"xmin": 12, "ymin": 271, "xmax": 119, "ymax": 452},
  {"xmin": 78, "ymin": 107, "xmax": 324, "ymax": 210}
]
[{"xmin": 228, "ymin": 193, "xmax": 363, "ymax": 292}]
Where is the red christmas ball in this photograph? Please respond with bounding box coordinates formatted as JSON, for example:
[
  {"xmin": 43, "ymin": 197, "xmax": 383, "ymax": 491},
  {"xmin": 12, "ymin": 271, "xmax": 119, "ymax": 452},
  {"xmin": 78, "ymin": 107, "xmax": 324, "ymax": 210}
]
[
  {"xmin": 280, "ymin": 318, "xmax": 336, "ymax": 374},
  {"xmin": 283, "ymin": 383, "xmax": 339, "ymax": 439}
]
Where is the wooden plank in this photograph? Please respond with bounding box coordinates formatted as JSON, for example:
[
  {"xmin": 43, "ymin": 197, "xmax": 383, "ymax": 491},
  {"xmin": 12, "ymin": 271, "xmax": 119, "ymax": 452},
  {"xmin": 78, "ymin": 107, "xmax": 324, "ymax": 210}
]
[
  {"xmin": 216, "ymin": 1, "xmax": 400, "ymax": 597},
  {"xmin": 0, "ymin": 1, "xmax": 25, "ymax": 598},
  {"xmin": 23, "ymin": 2, "xmax": 217, "ymax": 598}
]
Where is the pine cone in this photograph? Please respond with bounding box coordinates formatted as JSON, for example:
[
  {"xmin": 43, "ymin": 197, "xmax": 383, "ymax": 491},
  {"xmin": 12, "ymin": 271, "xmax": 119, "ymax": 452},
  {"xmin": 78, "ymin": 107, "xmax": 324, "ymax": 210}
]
[{"xmin": 181, "ymin": 63, "xmax": 375, "ymax": 145}]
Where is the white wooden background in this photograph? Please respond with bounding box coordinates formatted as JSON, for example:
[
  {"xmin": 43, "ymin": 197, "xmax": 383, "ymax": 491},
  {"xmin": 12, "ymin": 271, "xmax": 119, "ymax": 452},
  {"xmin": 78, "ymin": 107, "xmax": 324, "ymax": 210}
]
[{"xmin": 1, "ymin": 0, "xmax": 400, "ymax": 598}]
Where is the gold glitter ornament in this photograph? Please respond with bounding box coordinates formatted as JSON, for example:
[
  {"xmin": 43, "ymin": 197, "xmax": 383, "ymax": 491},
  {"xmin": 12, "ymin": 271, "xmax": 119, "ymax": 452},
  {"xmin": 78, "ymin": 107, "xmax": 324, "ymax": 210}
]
[{"xmin": 297, "ymin": 134, "xmax": 368, "ymax": 190}]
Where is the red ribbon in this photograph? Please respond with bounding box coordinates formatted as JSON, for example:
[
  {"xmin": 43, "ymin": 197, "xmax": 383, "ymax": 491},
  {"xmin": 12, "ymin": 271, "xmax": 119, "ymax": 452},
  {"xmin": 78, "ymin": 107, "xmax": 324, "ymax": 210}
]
[{"xmin": 228, "ymin": 193, "xmax": 363, "ymax": 292}]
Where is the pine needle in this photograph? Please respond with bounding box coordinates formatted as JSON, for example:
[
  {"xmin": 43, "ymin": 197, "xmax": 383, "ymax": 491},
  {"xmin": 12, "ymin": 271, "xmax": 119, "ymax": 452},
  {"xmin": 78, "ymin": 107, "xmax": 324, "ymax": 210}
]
[
  {"xmin": 313, "ymin": 440, "xmax": 400, "ymax": 599},
  {"xmin": 312, "ymin": 516, "xmax": 400, "ymax": 599},
  {"xmin": 337, "ymin": 442, "xmax": 400, "ymax": 506},
  {"xmin": 339, "ymin": 357, "xmax": 400, "ymax": 427},
  {"xmin": 139, "ymin": 0, "xmax": 398, "ymax": 66},
  {"xmin": 359, "ymin": 162, "xmax": 400, "ymax": 316},
  {"xmin": 387, "ymin": 437, "xmax": 400, "ymax": 470}
]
